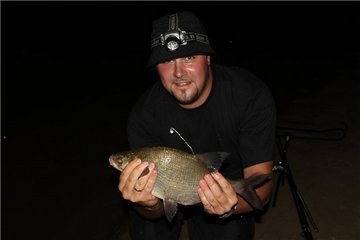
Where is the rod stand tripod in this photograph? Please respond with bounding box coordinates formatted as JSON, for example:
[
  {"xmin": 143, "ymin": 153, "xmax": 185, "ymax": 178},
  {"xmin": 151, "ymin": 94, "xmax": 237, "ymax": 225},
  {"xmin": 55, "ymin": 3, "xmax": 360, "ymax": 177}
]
[
  {"xmin": 272, "ymin": 123, "xmax": 346, "ymax": 239},
  {"xmin": 272, "ymin": 135, "xmax": 318, "ymax": 240}
]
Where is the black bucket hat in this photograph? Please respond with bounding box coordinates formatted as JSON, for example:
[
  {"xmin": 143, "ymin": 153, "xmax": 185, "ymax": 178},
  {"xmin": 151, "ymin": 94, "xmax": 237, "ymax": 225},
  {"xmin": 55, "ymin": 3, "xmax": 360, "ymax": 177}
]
[{"xmin": 147, "ymin": 11, "xmax": 215, "ymax": 68}]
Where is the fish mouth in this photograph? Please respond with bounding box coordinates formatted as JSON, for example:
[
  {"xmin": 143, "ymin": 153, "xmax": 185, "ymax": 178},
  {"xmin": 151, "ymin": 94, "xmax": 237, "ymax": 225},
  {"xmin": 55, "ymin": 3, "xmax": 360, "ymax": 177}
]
[{"xmin": 109, "ymin": 155, "xmax": 122, "ymax": 167}]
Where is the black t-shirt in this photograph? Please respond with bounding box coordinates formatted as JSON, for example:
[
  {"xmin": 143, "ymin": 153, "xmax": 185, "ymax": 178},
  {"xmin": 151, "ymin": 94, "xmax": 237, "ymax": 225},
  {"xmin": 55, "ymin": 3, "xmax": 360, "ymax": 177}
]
[{"xmin": 127, "ymin": 64, "xmax": 276, "ymax": 179}]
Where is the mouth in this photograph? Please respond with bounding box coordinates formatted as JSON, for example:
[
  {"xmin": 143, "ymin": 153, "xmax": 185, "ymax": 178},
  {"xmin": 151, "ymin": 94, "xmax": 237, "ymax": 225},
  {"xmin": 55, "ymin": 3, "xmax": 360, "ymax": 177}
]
[{"xmin": 173, "ymin": 81, "xmax": 192, "ymax": 88}]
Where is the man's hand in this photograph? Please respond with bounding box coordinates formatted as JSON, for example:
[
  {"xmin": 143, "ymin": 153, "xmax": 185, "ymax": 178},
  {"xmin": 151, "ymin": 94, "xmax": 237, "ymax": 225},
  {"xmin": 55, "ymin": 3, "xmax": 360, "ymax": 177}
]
[
  {"xmin": 198, "ymin": 171, "xmax": 238, "ymax": 216},
  {"xmin": 118, "ymin": 158, "xmax": 159, "ymax": 208},
  {"xmin": 198, "ymin": 161, "xmax": 273, "ymax": 216}
]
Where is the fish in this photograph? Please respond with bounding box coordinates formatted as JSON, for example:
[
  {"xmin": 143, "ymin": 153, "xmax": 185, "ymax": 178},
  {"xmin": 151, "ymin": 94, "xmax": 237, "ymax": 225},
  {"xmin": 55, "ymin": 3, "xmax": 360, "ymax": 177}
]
[{"xmin": 109, "ymin": 146, "xmax": 272, "ymax": 222}]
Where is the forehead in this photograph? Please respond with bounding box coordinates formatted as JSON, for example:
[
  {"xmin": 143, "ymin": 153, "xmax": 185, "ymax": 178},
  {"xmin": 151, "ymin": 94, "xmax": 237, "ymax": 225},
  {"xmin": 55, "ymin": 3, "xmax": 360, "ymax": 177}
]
[{"xmin": 161, "ymin": 54, "xmax": 208, "ymax": 63}]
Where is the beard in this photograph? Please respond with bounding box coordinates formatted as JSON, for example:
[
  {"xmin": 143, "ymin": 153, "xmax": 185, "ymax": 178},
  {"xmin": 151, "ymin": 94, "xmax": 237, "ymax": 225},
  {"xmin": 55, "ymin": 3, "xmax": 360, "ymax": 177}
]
[{"xmin": 172, "ymin": 88, "xmax": 201, "ymax": 105}]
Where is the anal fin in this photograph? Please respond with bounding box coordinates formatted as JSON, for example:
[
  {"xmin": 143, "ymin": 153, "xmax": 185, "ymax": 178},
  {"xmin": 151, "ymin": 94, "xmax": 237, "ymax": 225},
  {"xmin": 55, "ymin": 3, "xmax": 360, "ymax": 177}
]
[{"xmin": 163, "ymin": 198, "xmax": 178, "ymax": 222}]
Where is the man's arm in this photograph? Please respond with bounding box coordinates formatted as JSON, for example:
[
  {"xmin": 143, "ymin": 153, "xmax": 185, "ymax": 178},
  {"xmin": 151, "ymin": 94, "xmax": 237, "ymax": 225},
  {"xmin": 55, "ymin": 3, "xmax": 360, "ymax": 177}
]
[{"xmin": 235, "ymin": 161, "xmax": 273, "ymax": 214}]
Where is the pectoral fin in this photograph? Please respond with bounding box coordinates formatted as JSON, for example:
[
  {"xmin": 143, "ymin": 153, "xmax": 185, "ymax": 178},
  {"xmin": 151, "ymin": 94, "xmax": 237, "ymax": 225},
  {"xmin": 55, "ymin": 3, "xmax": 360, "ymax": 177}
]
[
  {"xmin": 196, "ymin": 152, "xmax": 230, "ymax": 171},
  {"xmin": 163, "ymin": 198, "xmax": 178, "ymax": 222},
  {"xmin": 138, "ymin": 167, "xmax": 150, "ymax": 178}
]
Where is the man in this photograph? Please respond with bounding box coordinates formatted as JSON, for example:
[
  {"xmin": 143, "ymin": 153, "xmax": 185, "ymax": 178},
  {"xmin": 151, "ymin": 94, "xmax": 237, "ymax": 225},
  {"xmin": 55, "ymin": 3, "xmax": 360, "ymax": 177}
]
[{"xmin": 118, "ymin": 11, "xmax": 276, "ymax": 240}]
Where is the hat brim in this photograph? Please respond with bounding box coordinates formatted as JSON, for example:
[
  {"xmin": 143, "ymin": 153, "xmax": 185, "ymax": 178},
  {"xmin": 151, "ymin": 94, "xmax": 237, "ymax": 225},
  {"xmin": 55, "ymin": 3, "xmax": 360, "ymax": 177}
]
[{"xmin": 147, "ymin": 42, "xmax": 215, "ymax": 68}]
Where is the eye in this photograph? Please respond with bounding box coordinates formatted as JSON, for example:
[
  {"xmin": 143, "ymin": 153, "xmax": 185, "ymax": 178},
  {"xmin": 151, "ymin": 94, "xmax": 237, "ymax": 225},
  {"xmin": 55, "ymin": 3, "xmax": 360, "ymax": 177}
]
[
  {"xmin": 185, "ymin": 56, "xmax": 196, "ymax": 61},
  {"xmin": 162, "ymin": 59, "xmax": 174, "ymax": 64}
]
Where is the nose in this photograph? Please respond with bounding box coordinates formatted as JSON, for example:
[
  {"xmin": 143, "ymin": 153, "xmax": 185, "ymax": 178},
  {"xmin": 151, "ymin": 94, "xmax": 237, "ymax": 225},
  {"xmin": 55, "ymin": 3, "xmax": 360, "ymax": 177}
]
[{"xmin": 173, "ymin": 59, "xmax": 185, "ymax": 78}]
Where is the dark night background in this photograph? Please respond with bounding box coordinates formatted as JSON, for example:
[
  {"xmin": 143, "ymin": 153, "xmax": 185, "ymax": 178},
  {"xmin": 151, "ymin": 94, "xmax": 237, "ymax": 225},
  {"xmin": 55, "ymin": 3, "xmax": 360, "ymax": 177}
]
[{"xmin": 2, "ymin": 1, "xmax": 360, "ymax": 240}]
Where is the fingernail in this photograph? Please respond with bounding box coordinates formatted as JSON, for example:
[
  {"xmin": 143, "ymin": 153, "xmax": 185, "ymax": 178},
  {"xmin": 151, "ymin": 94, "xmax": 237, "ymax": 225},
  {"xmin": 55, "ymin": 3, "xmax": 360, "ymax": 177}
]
[
  {"xmin": 211, "ymin": 171, "xmax": 220, "ymax": 179},
  {"xmin": 205, "ymin": 174, "xmax": 212, "ymax": 181},
  {"xmin": 148, "ymin": 162, "xmax": 155, "ymax": 170}
]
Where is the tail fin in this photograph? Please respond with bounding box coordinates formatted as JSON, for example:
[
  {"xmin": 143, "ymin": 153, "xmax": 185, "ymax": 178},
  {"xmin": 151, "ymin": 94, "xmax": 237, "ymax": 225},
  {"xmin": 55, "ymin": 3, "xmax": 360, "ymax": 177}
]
[{"xmin": 235, "ymin": 173, "xmax": 272, "ymax": 211}]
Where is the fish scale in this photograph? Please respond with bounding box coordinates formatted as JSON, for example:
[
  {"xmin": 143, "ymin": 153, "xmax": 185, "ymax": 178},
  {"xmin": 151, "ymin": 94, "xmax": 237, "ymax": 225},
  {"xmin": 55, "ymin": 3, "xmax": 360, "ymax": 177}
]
[
  {"xmin": 154, "ymin": 150, "xmax": 206, "ymax": 205},
  {"xmin": 135, "ymin": 147, "xmax": 206, "ymax": 205}
]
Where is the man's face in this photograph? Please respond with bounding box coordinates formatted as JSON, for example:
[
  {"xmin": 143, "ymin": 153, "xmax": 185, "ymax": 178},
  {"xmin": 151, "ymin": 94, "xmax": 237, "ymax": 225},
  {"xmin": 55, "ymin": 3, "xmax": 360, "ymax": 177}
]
[{"xmin": 156, "ymin": 55, "xmax": 212, "ymax": 109}]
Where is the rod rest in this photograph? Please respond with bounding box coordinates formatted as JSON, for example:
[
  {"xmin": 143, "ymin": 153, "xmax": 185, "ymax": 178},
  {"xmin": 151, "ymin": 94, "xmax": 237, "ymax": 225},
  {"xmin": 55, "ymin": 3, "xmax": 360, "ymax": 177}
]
[{"xmin": 276, "ymin": 122, "xmax": 347, "ymax": 141}]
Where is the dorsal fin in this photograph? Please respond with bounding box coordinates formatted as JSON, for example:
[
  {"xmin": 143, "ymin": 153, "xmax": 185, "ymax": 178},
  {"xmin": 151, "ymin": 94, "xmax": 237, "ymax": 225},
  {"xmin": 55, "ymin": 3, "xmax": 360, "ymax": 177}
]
[{"xmin": 196, "ymin": 152, "xmax": 230, "ymax": 171}]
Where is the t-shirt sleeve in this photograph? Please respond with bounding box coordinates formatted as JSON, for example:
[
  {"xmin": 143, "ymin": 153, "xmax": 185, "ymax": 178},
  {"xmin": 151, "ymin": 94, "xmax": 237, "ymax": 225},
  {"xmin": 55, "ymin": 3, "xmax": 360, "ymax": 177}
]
[{"xmin": 237, "ymin": 83, "xmax": 277, "ymax": 168}]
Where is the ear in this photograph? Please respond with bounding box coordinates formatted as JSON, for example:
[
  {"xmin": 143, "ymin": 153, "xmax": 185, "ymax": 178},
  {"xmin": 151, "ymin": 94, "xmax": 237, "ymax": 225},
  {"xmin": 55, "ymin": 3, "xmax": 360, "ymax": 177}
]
[{"xmin": 206, "ymin": 55, "xmax": 211, "ymax": 64}]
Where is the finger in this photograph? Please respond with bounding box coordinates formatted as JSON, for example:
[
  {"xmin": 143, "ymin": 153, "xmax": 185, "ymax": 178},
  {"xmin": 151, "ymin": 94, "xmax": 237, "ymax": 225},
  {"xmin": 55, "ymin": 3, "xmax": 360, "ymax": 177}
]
[
  {"xmin": 203, "ymin": 174, "xmax": 226, "ymax": 210},
  {"xmin": 136, "ymin": 162, "xmax": 155, "ymax": 191},
  {"xmin": 120, "ymin": 160, "xmax": 149, "ymax": 193},
  {"xmin": 142, "ymin": 163, "xmax": 157, "ymax": 194},
  {"xmin": 211, "ymin": 171, "xmax": 238, "ymax": 205},
  {"xmin": 119, "ymin": 159, "xmax": 142, "ymax": 191},
  {"xmin": 198, "ymin": 186, "xmax": 213, "ymax": 213},
  {"xmin": 120, "ymin": 162, "xmax": 156, "ymax": 203},
  {"xmin": 198, "ymin": 185, "xmax": 210, "ymax": 206},
  {"xmin": 127, "ymin": 161, "xmax": 150, "ymax": 191},
  {"xmin": 134, "ymin": 163, "xmax": 158, "ymax": 204},
  {"xmin": 199, "ymin": 176, "xmax": 223, "ymax": 211},
  {"xmin": 211, "ymin": 171, "xmax": 233, "ymax": 194}
]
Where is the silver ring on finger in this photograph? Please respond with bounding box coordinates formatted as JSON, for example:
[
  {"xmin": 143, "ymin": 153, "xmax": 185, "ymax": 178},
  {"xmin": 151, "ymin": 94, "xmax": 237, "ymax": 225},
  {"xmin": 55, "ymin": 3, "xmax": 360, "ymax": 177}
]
[{"xmin": 135, "ymin": 181, "xmax": 143, "ymax": 190}]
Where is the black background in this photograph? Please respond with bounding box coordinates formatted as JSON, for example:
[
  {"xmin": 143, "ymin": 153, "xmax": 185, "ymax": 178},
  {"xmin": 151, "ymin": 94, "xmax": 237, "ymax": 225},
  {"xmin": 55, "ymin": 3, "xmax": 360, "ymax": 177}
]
[
  {"xmin": 2, "ymin": 2, "xmax": 360, "ymax": 240},
  {"xmin": 3, "ymin": 2, "xmax": 359, "ymax": 123}
]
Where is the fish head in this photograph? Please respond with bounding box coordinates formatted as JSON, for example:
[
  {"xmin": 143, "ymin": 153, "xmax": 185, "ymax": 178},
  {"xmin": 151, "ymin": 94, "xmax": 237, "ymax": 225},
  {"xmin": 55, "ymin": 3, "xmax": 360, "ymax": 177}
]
[{"xmin": 109, "ymin": 152, "xmax": 134, "ymax": 172}]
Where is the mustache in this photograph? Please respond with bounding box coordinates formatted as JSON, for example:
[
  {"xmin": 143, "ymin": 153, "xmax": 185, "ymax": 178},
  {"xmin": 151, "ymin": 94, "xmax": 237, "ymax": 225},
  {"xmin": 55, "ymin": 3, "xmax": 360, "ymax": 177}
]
[{"xmin": 172, "ymin": 78, "xmax": 190, "ymax": 83}]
